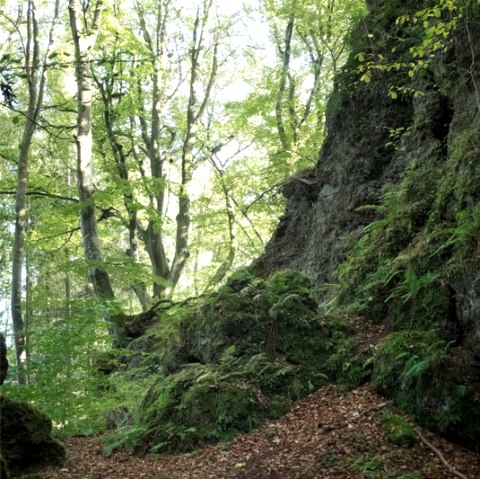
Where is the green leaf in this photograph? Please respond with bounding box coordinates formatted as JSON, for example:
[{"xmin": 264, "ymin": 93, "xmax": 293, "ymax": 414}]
[{"xmin": 360, "ymin": 72, "xmax": 371, "ymax": 84}]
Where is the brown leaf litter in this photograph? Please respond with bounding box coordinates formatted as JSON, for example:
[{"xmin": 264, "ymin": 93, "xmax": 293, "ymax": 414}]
[{"xmin": 20, "ymin": 384, "xmax": 480, "ymax": 479}]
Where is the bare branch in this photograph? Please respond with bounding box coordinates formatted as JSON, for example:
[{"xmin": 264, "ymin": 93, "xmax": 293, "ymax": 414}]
[{"xmin": 0, "ymin": 190, "xmax": 78, "ymax": 202}]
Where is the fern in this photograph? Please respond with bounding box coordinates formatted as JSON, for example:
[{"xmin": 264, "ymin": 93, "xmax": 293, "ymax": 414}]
[{"xmin": 219, "ymin": 345, "xmax": 237, "ymax": 366}]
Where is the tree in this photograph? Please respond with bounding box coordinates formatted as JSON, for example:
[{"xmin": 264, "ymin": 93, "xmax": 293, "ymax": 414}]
[
  {"xmin": 10, "ymin": 0, "xmax": 60, "ymax": 384},
  {"xmin": 233, "ymin": 0, "xmax": 365, "ymax": 178},
  {"xmin": 69, "ymin": 0, "xmax": 127, "ymax": 346},
  {"xmin": 92, "ymin": 0, "xmax": 228, "ymax": 303}
]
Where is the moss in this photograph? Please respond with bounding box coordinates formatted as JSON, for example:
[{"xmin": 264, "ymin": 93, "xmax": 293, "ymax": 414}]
[
  {"xmin": 379, "ymin": 414, "xmax": 415, "ymax": 447},
  {"xmin": 107, "ymin": 267, "xmax": 332, "ymax": 453},
  {"xmin": 372, "ymin": 332, "xmax": 480, "ymax": 450},
  {"xmin": 136, "ymin": 357, "xmax": 292, "ymax": 452},
  {"xmin": 0, "ymin": 396, "xmax": 65, "ymax": 475},
  {"xmin": 325, "ymin": 337, "xmax": 373, "ymax": 390},
  {"xmin": 151, "ymin": 269, "xmax": 328, "ymax": 375},
  {"xmin": 266, "ymin": 269, "xmax": 312, "ymax": 297},
  {"xmin": 224, "ymin": 267, "xmax": 256, "ymax": 292}
]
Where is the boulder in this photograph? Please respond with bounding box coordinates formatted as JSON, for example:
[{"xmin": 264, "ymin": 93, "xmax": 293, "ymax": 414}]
[{"xmin": 0, "ymin": 396, "xmax": 65, "ymax": 476}]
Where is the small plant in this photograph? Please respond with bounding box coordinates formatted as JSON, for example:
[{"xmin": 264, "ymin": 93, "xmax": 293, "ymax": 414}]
[
  {"xmin": 325, "ymin": 337, "xmax": 373, "ymax": 389},
  {"xmin": 352, "ymin": 457, "xmax": 386, "ymax": 479},
  {"xmin": 320, "ymin": 450, "xmax": 341, "ymax": 467},
  {"xmin": 379, "ymin": 413, "xmax": 415, "ymax": 447}
]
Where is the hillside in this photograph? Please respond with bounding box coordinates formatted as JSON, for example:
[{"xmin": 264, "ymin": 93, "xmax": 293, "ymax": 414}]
[
  {"xmin": 4, "ymin": 1, "xmax": 480, "ymax": 478},
  {"xmin": 255, "ymin": 0, "xmax": 480, "ymax": 450}
]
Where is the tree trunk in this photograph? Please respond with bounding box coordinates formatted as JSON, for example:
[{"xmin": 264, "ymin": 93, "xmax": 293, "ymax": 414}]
[
  {"xmin": 11, "ymin": 0, "xmax": 59, "ymax": 384},
  {"xmin": 69, "ymin": 0, "xmax": 126, "ymax": 346}
]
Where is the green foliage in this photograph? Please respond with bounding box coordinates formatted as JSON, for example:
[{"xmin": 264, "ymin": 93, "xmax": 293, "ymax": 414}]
[
  {"xmin": 352, "ymin": 455, "xmax": 421, "ymax": 479},
  {"xmin": 352, "ymin": 457, "xmax": 386, "ymax": 479},
  {"xmin": 104, "ymin": 269, "xmax": 331, "ymax": 453},
  {"xmin": 111, "ymin": 362, "xmax": 257, "ymax": 452},
  {"xmin": 379, "ymin": 414, "xmax": 415, "ymax": 447},
  {"xmin": 373, "ymin": 331, "xmax": 480, "ymax": 449},
  {"xmin": 355, "ymin": 0, "xmax": 461, "ymax": 96},
  {"xmin": 103, "ymin": 424, "xmax": 148, "ymax": 457},
  {"xmin": 325, "ymin": 337, "xmax": 373, "ymax": 390}
]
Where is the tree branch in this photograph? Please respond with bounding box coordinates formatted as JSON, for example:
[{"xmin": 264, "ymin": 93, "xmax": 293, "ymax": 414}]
[{"xmin": 0, "ymin": 190, "xmax": 78, "ymax": 202}]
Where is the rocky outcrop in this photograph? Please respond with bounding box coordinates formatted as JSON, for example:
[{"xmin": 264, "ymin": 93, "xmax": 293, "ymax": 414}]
[
  {"xmin": 255, "ymin": 1, "xmax": 416, "ymax": 287},
  {"xmin": 255, "ymin": 0, "xmax": 480, "ymax": 450},
  {"xmin": 256, "ymin": 0, "xmax": 480, "ymax": 354},
  {"xmin": 0, "ymin": 396, "xmax": 65, "ymax": 476}
]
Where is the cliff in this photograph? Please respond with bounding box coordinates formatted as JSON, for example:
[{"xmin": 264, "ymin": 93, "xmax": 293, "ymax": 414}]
[{"xmin": 254, "ymin": 0, "xmax": 480, "ymax": 448}]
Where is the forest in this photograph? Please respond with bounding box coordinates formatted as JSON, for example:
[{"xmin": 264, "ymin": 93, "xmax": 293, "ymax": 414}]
[{"xmin": 0, "ymin": 0, "xmax": 480, "ymax": 478}]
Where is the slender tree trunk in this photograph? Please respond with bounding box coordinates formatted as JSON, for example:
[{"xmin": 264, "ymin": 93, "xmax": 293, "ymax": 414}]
[
  {"xmin": 11, "ymin": 0, "xmax": 59, "ymax": 384},
  {"xmin": 11, "ymin": 118, "xmax": 35, "ymax": 384},
  {"xmin": 134, "ymin": 0, "xmax": 172, "ymax": 299},
  {"xmin": 275, "ymin": 16, "xmax": 294, "ymax": 154},
  {"xmin": 204, "ymin": 156, "xmax": 238, "ymax": 290},
  {"xmin": 169, "ymin": 0, "xmax": 217, "ymax": 293},
  {"xmin": 69, "ymin": 0, "xmax": 126, "ymax": 346},
  {"xmin": 132, "ymin": 0, "xmax": 217, "ymax": 299}
]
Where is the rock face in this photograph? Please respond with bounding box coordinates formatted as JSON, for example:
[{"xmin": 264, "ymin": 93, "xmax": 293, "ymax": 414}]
[
  {"xmin": 255, "ymin": 1, "xmax": 415, "ymax": 287},
  {"xmin": 256, "ymin": 0, "xmax": 480, "ymax": 358},
  {"xmin": 254, "ymin": 0, "xmax": 480, "ymax": 449},
  {"xmin": 0, "ymin": 396, "xmax": 65, "ymax": 476}
]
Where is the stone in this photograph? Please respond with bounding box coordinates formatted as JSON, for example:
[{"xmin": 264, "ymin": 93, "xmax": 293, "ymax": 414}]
[{"xmin": 0, "ymin": 396, "xmax": 65, "ymax": 476}]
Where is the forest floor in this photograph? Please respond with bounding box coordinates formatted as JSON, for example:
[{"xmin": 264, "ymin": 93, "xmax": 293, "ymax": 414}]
[{"xmin": 29, "ymin": 384, "xmax": 480, "ymax": 479}]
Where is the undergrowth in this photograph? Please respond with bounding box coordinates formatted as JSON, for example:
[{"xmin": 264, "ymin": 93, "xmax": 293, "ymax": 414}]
[{"xmin": 103, "ymin": 269, "xmax": 335, "ymax": 453}]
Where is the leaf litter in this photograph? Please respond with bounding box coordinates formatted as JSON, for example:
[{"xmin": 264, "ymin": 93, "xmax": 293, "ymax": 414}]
[{"xmin": 26, "ymin": 384, "xmax": 480, "ymax": 479}]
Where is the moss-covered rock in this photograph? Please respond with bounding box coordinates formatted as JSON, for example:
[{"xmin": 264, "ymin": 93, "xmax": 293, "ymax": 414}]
[
  {"xmin": 154, "ymin": 269, "xmax": 329, "ymax": 375},
  {"xmin": 106, "ymin": 269, "xmax": 333, "ymax": 453},
  {"xmin": 0, "ymin": 396, "xmax": 65, "ymax": 476},
  {"xmin": 379, "ymin": 413, "xmax": 415, "ymax": 447},
  {"xmin": 137, "ymin": 352, "xmax": 315, "ymax": 453},
  {"xmin": 372, "ymin": 332, "xmax": 480, "ymax": 450},
  {"xmin": 325, "ymin": 337, "xmax": 373, "ymax": 389}
]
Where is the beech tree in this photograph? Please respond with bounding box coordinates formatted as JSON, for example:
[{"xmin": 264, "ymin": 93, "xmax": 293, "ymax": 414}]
[
  {"xmin": 92, "ymin": 0, "xmax": 230, "ymax": 304},
  {"xmin": 69, "ymin": 0, "xmax": 131, "ymax": 347},
  {"xmin": 9, "ymin": 0, "xmax": 60, "ymax": 384}
]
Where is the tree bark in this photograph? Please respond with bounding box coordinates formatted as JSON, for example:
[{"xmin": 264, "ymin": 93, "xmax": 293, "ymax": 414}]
[
  {"xmin": 69, "ymin": 0, "xmax": 126, "ymax": 346},
  {"xmin": 135, "ymin": 0, "xmax": 171, "ymax": 299},
  {"xmin": 11, "ymin": 0, "xmax": 59, "ymax": 384},
  {"xmin": 169, "ymin": 0, "xmax": 217, "ymax": 293}
]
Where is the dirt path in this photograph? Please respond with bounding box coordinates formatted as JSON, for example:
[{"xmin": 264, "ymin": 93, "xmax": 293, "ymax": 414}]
[{"xmin": 27, "ymin": 385, "xmax": 480, "ymax": 479}]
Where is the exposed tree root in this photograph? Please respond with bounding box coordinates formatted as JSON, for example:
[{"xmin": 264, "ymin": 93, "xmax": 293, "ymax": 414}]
[{"xmin": 415, "ymin": 428, "xmax": 469, "ymax": 479}]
